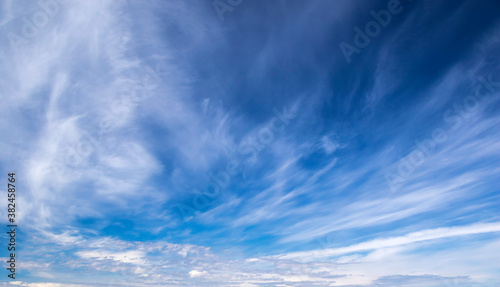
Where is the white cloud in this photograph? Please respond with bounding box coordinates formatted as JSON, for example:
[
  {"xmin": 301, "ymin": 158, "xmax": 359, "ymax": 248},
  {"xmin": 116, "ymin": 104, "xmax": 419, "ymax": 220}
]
[
  {"xmin": 273, "ymin": 222, "xmax": 500, "ymax": 261},
  {"xmin": 189, "ymin": 270, "xmax": 208, "ymax": 278},
  {"xmin": 76, "ymin": 250, "xmax": 146, "ymax": 265}
]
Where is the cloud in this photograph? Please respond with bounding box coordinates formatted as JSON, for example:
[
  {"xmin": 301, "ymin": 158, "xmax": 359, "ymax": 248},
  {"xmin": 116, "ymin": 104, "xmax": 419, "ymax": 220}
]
[
  {"xmin": 76, "ymin": 250, "xmax": 146, "ymax": 265},
  {"xmin": 189, "ymin": 270, "xmax": 208, "ymax": 278},
  {"xmin": 273, "ymin": 222, "xmax": 500, "ymax": 261},
  {"xmin": 1, "ymin": 1, "xmax": 500, "ymax": 286}
]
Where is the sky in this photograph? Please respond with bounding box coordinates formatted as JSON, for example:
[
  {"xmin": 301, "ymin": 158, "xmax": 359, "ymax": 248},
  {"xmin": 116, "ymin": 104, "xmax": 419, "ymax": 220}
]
[{"xmin": 0, "ymin": 0, "xmax": 500, "ymax": 286}]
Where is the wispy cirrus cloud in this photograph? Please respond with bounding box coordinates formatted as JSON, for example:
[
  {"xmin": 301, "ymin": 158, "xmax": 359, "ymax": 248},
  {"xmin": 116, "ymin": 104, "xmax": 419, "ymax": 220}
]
[{"xmin": 1, "ymin": 0, "xmax": 500, "ymax": 286}]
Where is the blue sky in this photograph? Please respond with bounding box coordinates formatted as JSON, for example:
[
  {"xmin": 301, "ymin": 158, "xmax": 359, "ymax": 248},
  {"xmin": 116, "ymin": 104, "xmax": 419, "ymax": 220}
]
[{"xmin": 1, "ymin": 0, "xmax": 500, "ymax": 286}]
